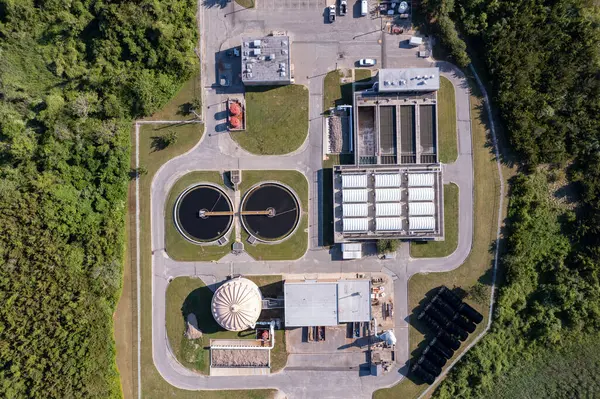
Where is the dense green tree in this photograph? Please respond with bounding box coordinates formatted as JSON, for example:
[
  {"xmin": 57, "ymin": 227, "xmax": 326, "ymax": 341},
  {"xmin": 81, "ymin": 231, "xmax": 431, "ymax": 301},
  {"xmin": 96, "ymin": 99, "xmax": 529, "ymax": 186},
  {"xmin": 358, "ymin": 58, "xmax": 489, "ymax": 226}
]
[
  {"xmin": 431, "ymin": 1, "xmax": 600, "ymax": 395},
  {"xmin": 0, "ymin": 0, "xmax": 197, "ymax": 397}
]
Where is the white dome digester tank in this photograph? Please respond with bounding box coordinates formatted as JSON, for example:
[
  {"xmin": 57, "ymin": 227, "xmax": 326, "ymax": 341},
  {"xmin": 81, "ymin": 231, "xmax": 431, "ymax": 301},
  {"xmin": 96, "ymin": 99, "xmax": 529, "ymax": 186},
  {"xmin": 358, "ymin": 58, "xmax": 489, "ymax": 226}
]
[{"xmin": 211, "ymin": 277, "xmax": 263, "ymax": 331}]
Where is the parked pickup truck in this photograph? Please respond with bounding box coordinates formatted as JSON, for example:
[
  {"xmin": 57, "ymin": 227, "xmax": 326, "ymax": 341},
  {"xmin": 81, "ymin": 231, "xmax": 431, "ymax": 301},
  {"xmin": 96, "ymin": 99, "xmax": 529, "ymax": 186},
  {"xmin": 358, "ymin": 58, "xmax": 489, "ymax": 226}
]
[{"xmin": 340, "ymin": 0, "xmax": 347, "ymax": 15}]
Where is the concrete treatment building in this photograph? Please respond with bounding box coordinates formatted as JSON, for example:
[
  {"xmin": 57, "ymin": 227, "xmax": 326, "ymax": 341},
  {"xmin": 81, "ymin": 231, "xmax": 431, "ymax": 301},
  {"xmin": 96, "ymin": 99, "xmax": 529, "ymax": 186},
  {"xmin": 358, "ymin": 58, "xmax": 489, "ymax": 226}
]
[
  {"xmin": 333, "ymin": 68, "xmax": 445, "ymax": 245},
  {"xmin": 241, "ymin": 35, "xmax": 292, "ymax": 86}
]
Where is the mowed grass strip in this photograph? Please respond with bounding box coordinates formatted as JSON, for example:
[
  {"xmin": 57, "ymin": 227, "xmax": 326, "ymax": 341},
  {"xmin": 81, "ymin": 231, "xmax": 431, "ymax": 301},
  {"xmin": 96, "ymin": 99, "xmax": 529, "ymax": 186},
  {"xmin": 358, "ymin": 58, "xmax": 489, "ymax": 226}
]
[
  {"xmin": 128, "ymin": 123, "xmax": 276, "ymax": 398},
  {"xmin": 374, "ymin": 92, "xmax": 511, "ymax": 399},
  {"xmin": 239, "ymin": 170, "xmax": 309, "ymax": 260},
  {"xmin": 235, "ymin": 0, "xmax": 255, "ymax": 7},
  {"xmin": 165, "ymin": 171, "xmax": 234, "ymax": 261},
  {"xmin": 231, "ymin": 85, "xmax": 309, "ymax": 155},
  {"xmin": 323, "ymin": 70, "xmax": 343, "ymax": 111},
  {"xmin": 354, "ymin": 68, "xmax": 372, "ymax": 82},
  {"xmin": 438, "ymin": 76, "xmax": 458, "ymax": 163},
  {"xmin": 145, "ymin": 73, "xmax": 201, "ymax": 121},
  {"xmin": 410, "ymin": 184, "xmax": 458, "ymax": 258}
]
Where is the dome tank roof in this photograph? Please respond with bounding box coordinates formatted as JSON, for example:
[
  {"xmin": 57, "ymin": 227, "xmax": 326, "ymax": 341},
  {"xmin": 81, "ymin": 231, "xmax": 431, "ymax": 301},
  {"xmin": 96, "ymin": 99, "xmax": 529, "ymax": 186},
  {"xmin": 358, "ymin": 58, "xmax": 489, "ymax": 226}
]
[{"xmin": 211, "ymin": 277, "xmax": 262, "ymax": 331}]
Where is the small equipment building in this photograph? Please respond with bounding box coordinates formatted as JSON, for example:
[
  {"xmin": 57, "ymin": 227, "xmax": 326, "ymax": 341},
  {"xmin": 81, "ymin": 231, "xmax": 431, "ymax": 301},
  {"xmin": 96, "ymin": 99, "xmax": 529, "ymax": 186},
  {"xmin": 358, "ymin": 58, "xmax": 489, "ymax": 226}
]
[
  {"xmin": 284, "ymin": 280, "xmax": 371, "ymax": 327},
  {"xmin": 241, "ymin": 36, "xmax": 292, "ymax": 86}
]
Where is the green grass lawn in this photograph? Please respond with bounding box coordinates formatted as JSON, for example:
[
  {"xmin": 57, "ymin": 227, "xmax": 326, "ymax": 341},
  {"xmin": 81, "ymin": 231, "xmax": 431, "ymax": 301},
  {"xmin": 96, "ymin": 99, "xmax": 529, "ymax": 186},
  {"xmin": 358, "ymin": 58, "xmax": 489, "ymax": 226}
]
[
  {"xmin": 240, "ymin": 170, "xmax": 309, "ymax": 260},
  {"xmin": 145, "ymin": 73, "xmax": 201, "ymax": 121},
  {"xmin": 438, "ymin": 76, "xmax": 458, "ymax": 163},
  {"xmin": 166, "ymin": 276, "xmax": 287, "ymax": 375},
  {"xmin": 235, "ymin": 0, "xmax": 255, "ymax": 8},
  {"xmin": 354, "ymin": 68, "xmax": 372, "ymax": 82},
  {"xmin": 230, "ymin": 85, "xmax": 308, "ymax": 155},
  {"xmin": 374, "ymin": 87, "xmax": 513, "ymax": 399},
  {"xmin": 410, "ymin": 184, "xmax": 458, "ymax": 258},
  {"xmin": 323, "ymin": 70, "xmax": 343, "ymax": 112},
  {"xmin": 165, "ymin": 171, "xmax": 234, "ymax": 261}
]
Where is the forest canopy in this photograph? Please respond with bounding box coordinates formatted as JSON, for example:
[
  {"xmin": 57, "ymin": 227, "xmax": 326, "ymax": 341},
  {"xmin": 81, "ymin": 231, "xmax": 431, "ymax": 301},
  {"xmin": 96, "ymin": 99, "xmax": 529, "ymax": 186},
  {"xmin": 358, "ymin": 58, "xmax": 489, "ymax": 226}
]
[
  {"xmin": 431, "ymin": 0, "xmax": 600, "ymax": 397},
  {"xmin": 0, "ymin": 0, "xmax": 197, "ymax": 397}
]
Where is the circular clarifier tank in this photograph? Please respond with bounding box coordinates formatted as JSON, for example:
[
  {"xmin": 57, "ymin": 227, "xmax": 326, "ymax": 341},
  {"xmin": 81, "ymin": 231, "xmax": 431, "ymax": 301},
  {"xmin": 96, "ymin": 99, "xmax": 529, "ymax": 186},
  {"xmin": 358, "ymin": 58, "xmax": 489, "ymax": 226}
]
[
  {"xmin": 174, "ymin": 184, "xmax": 233, "ymax": 244},
  {"xmin": 241, "ymin": 182, "xmax": 300, "ymax": 242}
]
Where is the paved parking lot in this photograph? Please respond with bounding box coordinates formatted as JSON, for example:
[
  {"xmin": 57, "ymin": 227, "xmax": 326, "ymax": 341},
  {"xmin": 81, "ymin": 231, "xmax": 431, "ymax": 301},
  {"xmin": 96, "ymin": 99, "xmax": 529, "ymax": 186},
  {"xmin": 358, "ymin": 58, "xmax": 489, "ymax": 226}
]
[{"xmin": 258, "ymin": 0, "xmax": 325, "ymax": 10}]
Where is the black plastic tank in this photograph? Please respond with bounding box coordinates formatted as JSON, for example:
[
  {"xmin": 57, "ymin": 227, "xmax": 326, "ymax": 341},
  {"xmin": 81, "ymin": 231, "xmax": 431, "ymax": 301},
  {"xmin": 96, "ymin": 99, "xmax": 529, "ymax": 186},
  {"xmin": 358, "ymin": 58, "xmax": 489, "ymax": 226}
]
[
  {"xmin": 458, "ymin": 302, "xmax": 484, "ymax": 324},
  {"xmin": 436, "ymin": 330, "xmax": 460, "ymax": 350},
  {"xmin": 411, "ymin": 364, "xmax": 435, "ymax": 385},
  {"xmin": 423, "ymin": 346, "xmax": 447, "ymax": 367},
  {"xmin": 453, "ymin": 313, "xmax": 476, "ymax": 333},
  {"xmin": 445, "ymin": 321, "xmax": 468, "ymax": 341},
  {"xmin": 431, "ymin": 337, "xmax": 454, "ymax": 359},
  {"xmin": 418, "ymin": 356, "xmax": 442, "ymax": 377},
  {"xmin": 438, "ymin": 286, "xmax": 462, "ymax": 308},
  {"xmin": 425, "ymin": 304, "xmax": 451, "ymax": 327},
  {"xmin": 432, "ymin": 296, "xmax": 458, "ymax": 318}
]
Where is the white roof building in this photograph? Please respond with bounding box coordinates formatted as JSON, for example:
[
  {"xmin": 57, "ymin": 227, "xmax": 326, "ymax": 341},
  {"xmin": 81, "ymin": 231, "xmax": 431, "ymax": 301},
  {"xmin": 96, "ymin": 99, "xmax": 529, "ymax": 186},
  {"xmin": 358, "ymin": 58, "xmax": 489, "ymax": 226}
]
[
  {"xmin": 376, "ymin": 217, "xmax": 403, "ymax": 231},
  {"xmin": 284, "ymin": 280, "xmax": 371, "ymax": 327},
  {"xmin": 342, "ymin": 174, "xmax": 368, "ymax": 188},
  {"xmin": 374, "ymin": 173, "xmax": 401, "ymax": 188},
  {"xmin": 211, "ymin": 278, "xmax": 262, "ymax": 332},
  {"xmin": 284, "ymin": 282, "xmax": 338, "ymax": 326},
  {"xmin": 343, "ymin": 203, "xmax": 369, "ymax": 217},
  {"xmin": 408, "ymin": 202, "xmax": 435, "ymax": 216},
  {"xmin": 408, "ymin": 173, "xmax": 435, "ymax": 187},
  {"xmin": 377, "ymin": 68, "xmax": 440, "ymax": 93},
  {"xmin": 343, "ymin": 218, "xmax": 369, "ymax": 232},
  {"xmin": 408, "ymin": 187, "xmax": 435, "ymax": 201},
  {"xmin": 342, "ymin": 189, "xmax": 368, "ymax": 203},
  {"xmin": 409, "ymin": 216, "xmax": 436, "ymax": 231},
  {"xmin": 376, "ymin": 202, "xmax": 402, "ymax": 216},
  {"xmin": 375, "ymin": 188, "xmax": 402, "ymax": 202},
  {"xmin": 341, "ymin": 243, "xmax": 363, "ymax": 259}
]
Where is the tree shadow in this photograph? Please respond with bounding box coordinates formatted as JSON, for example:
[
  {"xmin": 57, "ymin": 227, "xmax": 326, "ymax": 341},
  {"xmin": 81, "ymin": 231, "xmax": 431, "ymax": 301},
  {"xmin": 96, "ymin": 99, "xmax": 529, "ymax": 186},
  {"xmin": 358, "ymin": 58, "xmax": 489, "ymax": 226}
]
[
  {"xmin": 202, "ymin": 0, "xmax": 231, "ymax": 9},
  {"xmin": 181, "ymin": 286, "xmax": 221, "ymax": 335},
  {"xmin": 150, "ymin": 135, "xmax": 172, "ymax": 152}
]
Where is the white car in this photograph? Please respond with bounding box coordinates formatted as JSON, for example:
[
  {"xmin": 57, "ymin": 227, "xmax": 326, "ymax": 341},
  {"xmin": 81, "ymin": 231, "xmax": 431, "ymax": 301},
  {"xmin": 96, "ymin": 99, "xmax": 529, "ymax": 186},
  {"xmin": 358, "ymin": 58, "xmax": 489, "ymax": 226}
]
[{"xmin": 358, "ymin": 58, "xmax": 376, "ymax": 67}]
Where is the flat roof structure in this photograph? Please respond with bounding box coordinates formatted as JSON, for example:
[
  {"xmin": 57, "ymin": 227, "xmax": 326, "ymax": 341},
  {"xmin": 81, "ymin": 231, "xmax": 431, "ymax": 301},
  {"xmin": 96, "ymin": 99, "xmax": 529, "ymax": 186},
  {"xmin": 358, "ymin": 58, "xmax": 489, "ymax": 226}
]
[
  {"xmin": 337, "ymin": 280, "xmax": 371, "ymax": 323},
  {"xmin": 284, "ymin": 282, "xmax": 338, "ymax": 326},
  {"xmin": 241, "ymin": 36, "xmax": 292, "ymax": 86},
  {"xmin": 332, "ymin": 165, "xmax": 444, "ymax": 242},
  {"xmin": 284, "ymin": 280, "xmax": 371, "ymax": 326},
  {"xmin": 377, "ymin": 68, "xmax": 440, "ymax": 93}
]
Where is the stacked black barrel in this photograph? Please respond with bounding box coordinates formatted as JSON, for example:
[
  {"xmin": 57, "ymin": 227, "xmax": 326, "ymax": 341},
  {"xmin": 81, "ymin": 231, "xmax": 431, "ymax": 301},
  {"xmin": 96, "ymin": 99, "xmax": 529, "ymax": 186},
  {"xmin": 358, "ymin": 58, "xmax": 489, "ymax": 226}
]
[{"xmin": 411, "ymin": 286, "xmax": 484, "ymax": 385}]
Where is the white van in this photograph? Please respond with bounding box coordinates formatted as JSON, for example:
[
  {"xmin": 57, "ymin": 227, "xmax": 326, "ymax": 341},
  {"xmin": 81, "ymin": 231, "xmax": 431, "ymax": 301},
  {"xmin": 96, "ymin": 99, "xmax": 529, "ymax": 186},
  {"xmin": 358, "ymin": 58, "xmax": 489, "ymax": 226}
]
[{"xmin": 361, "ymin": 0, "xmax": 368, "ymax": 16}]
